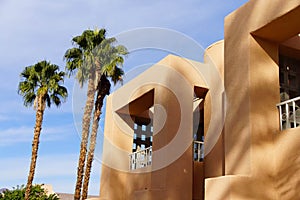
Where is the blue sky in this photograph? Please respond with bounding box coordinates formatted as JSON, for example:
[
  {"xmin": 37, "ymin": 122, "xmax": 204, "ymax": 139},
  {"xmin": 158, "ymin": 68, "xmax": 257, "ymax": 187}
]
[{"xmin": 0, "ymin": 0, "xmax": 248, "ymax": 195}]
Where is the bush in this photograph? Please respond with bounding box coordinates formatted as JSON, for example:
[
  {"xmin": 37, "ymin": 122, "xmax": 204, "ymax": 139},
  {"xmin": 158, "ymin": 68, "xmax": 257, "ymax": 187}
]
[{"xmin": 0, "ymin": 185, "xmax": 59, "ymax": 200}]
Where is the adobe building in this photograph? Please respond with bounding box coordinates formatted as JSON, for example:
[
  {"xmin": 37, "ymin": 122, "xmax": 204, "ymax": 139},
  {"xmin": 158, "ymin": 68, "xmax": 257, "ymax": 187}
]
[{"xmin": 99, "ymin": 0, "xmax": 300, "ymax": 199}]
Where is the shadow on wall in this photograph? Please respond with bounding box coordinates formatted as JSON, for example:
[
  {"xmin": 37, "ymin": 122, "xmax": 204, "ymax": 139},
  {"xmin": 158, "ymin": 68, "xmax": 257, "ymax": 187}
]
[{"xmin": 205, "ymin": 0, "xmax": 300, "ymax": 199}]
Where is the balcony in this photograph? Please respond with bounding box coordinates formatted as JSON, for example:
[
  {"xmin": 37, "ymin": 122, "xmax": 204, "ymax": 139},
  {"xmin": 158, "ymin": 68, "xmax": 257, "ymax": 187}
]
[
  {"xmin": 277, "ymin": 96, "xmax": 300, "ymax": 130},
  {"xmin": 129, "ymin": 146, "xmax": 152, "ymax": 170},
  {"xmin": 193, "ymin": 141, "xmax": 204, "ymax": 162}
]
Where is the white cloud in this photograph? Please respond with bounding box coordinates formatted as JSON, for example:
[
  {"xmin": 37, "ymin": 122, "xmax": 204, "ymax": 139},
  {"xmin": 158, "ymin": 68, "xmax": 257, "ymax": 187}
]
[
  {"xmin": 0, "ymin": 124, "xmax": 74, "ymax": 147},
  {"xmin": 0, "ymin": 114, "xmax": 10, "ymax": 122}
]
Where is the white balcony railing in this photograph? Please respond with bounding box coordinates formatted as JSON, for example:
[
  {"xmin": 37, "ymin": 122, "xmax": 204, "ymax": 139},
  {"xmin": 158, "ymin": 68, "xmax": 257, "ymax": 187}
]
[
  {"xmin": 193, "ymin": 141, "xmax": 204, "ymax": 162},
  {"xmin": 277, "ymin": 96, "xmax": 300, "ymax": 130},
  {"xmin": 129, "ymin": 146, "xmax": 152, "ymax": 170}
]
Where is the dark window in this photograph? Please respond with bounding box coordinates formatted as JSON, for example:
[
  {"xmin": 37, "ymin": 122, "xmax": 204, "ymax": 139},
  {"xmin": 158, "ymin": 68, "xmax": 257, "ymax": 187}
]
[
  {"xmin": 279, "ymin": 54, "xmax": 300, "ymax": 101},
  {"xmin": 132, "ymin": 117, "xmax": 153, "ymax": 152}
]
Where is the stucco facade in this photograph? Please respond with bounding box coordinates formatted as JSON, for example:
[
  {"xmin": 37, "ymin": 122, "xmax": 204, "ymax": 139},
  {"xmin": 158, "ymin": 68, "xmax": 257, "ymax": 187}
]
[
  {"xmin": 99, "ymin": 0, "xmax": 300, "ymax": 199},
  {"xmin": 206, "ymin": 0, "xmax": 300, "ymax": 199},
  {"xmin": 99, "ymin": 54, "xmax": 212, "ymax": 200}
]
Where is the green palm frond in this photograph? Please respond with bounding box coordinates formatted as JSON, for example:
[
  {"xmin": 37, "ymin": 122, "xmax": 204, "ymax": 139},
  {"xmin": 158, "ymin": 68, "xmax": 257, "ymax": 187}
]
[
  {"xmin": 64, "ymin": 48, "xmax": 84, "ymax": 77},
  {"xmin": 46, "ymin": 94, "xmax": 51, "ymax": 108},
  {"xmin": 18, "ymin": 61, "xmax": 68, "ymax": 108},
  {"xmin": 22, "ymin": 91, "xmax": 36, "ymax": 107},
  {"xmin": 91, "ymin": 37, "xmax": 128, "ymax": 86},
  {"xmin": 65, "ymin": 28, "xmax": 128, "ymax": 90},
  {"xmin": 64, "ymin": 28, "xmax": 107, "ymax": 87},
  {"xmin": 110, "ymin": 66, "xmax": 124, "ymax": 85}
]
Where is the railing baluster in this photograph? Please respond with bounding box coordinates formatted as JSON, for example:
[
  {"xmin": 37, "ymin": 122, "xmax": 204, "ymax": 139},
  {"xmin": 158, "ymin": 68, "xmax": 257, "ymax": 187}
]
[
  {"xmin": 129, "ymin": 146, "xmax": 152, "ymax": 170},
  {"xmin": 286, "ymin": 103, "xmax": 290, "ymax": 129},
  {"xmin": 193, "ymin": 141, "xmax": 204, "ymax": 162},
  {"xmin": 293, "ymin": 101, "xmax": 296, "ymax": 128},
  {"xmin": 279, "ymin": 105, "xmax": 282, "ymax": 131},
  {"xmin": 277, "ymin": 96, "xmax": 300, "ymax": 131}
]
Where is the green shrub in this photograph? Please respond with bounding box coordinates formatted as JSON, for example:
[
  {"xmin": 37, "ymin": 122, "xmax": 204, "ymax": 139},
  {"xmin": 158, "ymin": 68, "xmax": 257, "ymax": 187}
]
[{"xmin": 0, "ymin": 185, "xmax": 59, "ymax": 200}]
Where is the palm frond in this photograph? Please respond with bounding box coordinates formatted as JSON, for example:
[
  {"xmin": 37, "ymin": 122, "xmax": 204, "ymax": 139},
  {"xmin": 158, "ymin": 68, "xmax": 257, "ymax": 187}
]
[
  {"xmin": 64, "ymin": 48, "xmax": 83, "ymax": 76},
  {"xmin": 18, "ymin": 60, "xmax": 68, "ymax": 109},
  {"xmin": 23, "ymin": 91, "xmax": 36, "ymax": 107},
  {"xmin": 45, "ymin": 94, "xmax": 51, "ymax": 108},
  {"xmin": 110, "ymin": 67, "xmax": 124, "ymax": 85},
  {"xmin": 65, "ymin": 28, "xmax": 107, "ymax": 86}
]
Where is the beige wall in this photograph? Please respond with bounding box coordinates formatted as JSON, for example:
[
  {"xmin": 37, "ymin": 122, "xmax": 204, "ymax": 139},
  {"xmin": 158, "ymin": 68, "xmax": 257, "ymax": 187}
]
[
  {"xmin": 206, "ymin": 0, "xmax": 300, "ymax": 199},
  {"xmin": 99, "ymin": 1, "xmax": 300, "ymax": 199},
  {"xmin": 203, "ymin": 41, "xmax": 225, "ymax": 178},
  {"xmin": 99, "ymin": 55, "xmax": 212, "ymax": 200}
]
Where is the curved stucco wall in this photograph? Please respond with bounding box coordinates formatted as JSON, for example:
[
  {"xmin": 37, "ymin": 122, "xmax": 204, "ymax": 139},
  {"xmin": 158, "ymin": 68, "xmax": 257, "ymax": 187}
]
[{"xmin": 202, "ymin": 41, "xmax": 226, "ymax": 178}]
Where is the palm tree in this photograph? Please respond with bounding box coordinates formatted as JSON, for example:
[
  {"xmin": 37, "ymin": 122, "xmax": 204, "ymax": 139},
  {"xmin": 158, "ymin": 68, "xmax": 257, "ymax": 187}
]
[
  {"xmin": 18, "ymin": 61, "xmax": 68, "ymax": 200},
  {"xmin": 64, "ymin": 29, "xmax": 106, "ymax": 200},
  {"xmin": 81, "ymin": 38, "xmax": 128, "ymax": 199}
]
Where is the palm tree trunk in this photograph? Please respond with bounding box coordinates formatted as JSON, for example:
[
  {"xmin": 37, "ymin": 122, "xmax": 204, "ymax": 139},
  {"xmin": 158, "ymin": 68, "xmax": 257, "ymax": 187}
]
[
  {"xmin": 25, "ymin": 96, "xmax": 45, "ymax": 200},
  {"xmin": 82, "ymin": 76, "xmax": 110, "ymax": 199},
  {"xmin": 74, "ymin": 74, "xmax": 96, "ymax": 200}
]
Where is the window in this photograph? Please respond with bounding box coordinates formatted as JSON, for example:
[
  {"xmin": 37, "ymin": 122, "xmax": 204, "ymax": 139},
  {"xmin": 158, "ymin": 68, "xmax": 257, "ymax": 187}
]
[
  {"xmin": 132, "ymin": 117, "xmax": 153, "ymax": 152},
  {"xmin": 279, "ymin": 54, "xmax": 300, "ymax": 101},
  {"xmin": 277, "ymin": 53, "xmax": 300, "ymax": 130},
  {"xmin": 132, "ymin": 143, "xmax": 136, "ymax": 150},
  {"xmin": 193, "ymin": 86, "xmax": 208, "ymax": 161}
]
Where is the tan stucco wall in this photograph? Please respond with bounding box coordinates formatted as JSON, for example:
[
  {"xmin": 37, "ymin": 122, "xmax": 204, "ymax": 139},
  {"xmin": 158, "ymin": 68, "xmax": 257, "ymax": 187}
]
[
  {"xmin": 99, "ymin": 55, "xmax": 212, "ymax": 200},
  {"xmin": 203, "ymin": 41, "xmax": 225, "ymax": 178},
  {"xmin": 205, "ymin": 128, "xmax": 300, "ymax": 200},
  {"xmin": 206, "ymin": 0, "xmax": 300, "ymax": 199},
  {"xmin": 273, "ymin": 128, "xmax": 300, "ymax": 200},
  {"xmin": 99, "ymin": 1, "xmax": 300, "ymax": 199}
]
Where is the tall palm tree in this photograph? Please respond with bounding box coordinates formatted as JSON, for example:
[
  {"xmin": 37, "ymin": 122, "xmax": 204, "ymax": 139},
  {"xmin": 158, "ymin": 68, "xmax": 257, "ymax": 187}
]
[
  {"xmin": 81, "ymin": 38, "xmax": 128, "ymax": 199},
  {"xmin": 64, "ymin": 29, "xmax": 106, "ymax": 200},
  {"xmin": 18, "ymin": 61, "xmax": 68, "ymax": 200}
]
